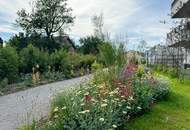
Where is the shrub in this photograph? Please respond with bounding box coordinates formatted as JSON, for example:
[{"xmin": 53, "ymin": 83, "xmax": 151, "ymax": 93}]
[
  {"xmin": 51, "ymin": 50, "xmax": 96, "ymax": 77},
  {"xmin": 167, "ymin": 67, "xmax": 178, "ymax": 78},
  {"xmin": 0, "ymin": 78, "xmax": 8, "ymax": 90},
  {"xmin": 79, "ymin": 36, "xmax": 104, "ymax": 55},
  {"xmin": 91, "ymin": 61, "xmax": 103, "ymax": 72},
  {"xmin": 19, "ymin": 44, "xmax": 49, "ymax": 73},
  {"xmin": 0, "ymin": 46, "xmax": 19, "ymax": 83},
  {"xmin": 50, "ymin": 49, "xmax": 68, "ymax": 72}
]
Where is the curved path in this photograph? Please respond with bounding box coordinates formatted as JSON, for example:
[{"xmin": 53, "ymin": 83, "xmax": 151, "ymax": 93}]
[{"xmin": 0, "ymin": 75, "xmax": 92, "ymax": 130}]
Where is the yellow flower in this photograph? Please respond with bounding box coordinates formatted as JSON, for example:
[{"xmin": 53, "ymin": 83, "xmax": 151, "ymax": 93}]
[{"xmin": 53, "ymin": 107, "xmax": 59, "ymax": 112}]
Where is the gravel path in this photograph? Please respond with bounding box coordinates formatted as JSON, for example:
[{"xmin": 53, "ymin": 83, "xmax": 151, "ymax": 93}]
[{"xmin": 0, "ymin": 75, "xmax": 92, "ymax": 130}]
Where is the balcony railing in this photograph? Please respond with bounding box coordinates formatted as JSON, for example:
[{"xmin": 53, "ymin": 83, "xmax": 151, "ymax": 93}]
[
  {"xmin": 167, "ymin": 21, "xmax": 190, "ymax": 48},
  {"xmin": 171, "ymin": 0, "xmax": 189, "ymax": 18}
]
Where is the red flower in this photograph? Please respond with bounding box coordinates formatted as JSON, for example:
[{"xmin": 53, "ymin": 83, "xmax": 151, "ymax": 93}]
[{"xmin": 85, "ymin": 95, "xmax": 92, "ymax": 102}]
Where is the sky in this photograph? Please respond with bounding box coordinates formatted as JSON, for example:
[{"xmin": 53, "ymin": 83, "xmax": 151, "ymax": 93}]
[{"xmin": 0, "ymin": 0, "xmax": 174, "ymax": 49}]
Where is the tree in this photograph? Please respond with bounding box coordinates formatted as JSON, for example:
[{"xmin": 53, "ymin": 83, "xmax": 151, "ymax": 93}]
[
  {"xmin": 0, "ymin": 37, "xmax": 3, "ymax": 47},
  {"xmin": 137, "ymin": 40, "xmax": 148, "ymax": 53},
  {"xmin": 92, "ymin": 13, "xmax": 104, "ymax": 40},
  {"xmin": 16, "ymin": 0, "xmax": 74, "ymax": 38},
  {"xmin": 79, "ymin": 36, "xmax": 104, "ymax": 55}
]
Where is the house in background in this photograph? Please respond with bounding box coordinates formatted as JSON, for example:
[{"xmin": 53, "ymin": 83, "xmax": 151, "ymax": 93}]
[
  {"xmin": 55, "ymin": 35, "xmax": 76, "ymax": 53},
  {"xmin": 146, "ymin": 44, "xmax": 188, "ymax": 67}
]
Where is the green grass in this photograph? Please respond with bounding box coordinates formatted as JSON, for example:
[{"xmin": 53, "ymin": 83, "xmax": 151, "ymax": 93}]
[{"xmin": 124, "ymin": 75, "xmax": 190, "ymax": 130}]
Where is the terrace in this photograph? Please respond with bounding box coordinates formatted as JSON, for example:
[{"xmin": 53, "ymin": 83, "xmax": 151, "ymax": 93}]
[
  {"xmin": 171, "ymin": 0, "xmax": 190, "ymax": 18},
  {"xmin": 166, "ymin": 20, "xmax": 190, "ymax": 48}
]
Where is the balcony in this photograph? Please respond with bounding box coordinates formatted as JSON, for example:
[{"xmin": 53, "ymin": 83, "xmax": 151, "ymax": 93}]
[
  {"xmin": 167, "ymin": 21, "xmax": 190, "ymax": 48},
  {"xmin": 171, "ymin": 0, "xmax": 190, "ymax": 18}
]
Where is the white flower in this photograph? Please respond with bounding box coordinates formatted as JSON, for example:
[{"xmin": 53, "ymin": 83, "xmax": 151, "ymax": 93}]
[
  {"xmin": 114, "ymin": 98, "xmax": 119, "ymax": 101},
  {"xmin": 127, "ymin": 106, "xmax": 132, "ymax": 110},
  {"xmin": 79, "ymin": 110, "xmax": 90, "ymax": 114},
  {"xmin": 123, "ymin": 111, "xmax": 127, "ymax": 114},
  {"xmin": 112, "ymin": 125, "xmax": 117, "ymax": 128},
  {"xmin": 79, "ymin": 111, "xmax": 86, "ymax": 114},
  {"xmin": 101, "ymin": 104, "xmax": 108, "ymax": 107},
  {"xmin": 99, "ymin": 118, "xmax": 105, "ymax": 122},
  {"xmin": 80, "ymin": 103, "xmax": 85, "ymax": 106},
  {"xmin": 84, "ymin": 110, "xmax": 90, "ymax": 113},
  {"xmin": 54, "ymin": 115, "xmax": 58, "ymax": 118},
  {"xmin": 76, "ymin": 91, "xmax": 81, "ymax": 95},
  {"xmin": 121, "ymin": 96, "xmax": 125, "ymax": 98},
  {"xmin": 137, "ymin": 106, "xmax": 142, "ymax": 110},
  {"xmin": 62, "ymin": 106, "xmax": 67, "ymax": 110},
  {"xmin": 109, "ymin": 91, "xmax": 115, "ymax": 95},
  {"xmin": 84, "ymin": 92, "xmax": 90, "ymax": 96},
  {"xmin": 103, "ymin": 99, "xmax": 108, "ymax": 103},
  {"xmin": 128, "ymin": 96, "xmax": 134, "ymax": 101}
]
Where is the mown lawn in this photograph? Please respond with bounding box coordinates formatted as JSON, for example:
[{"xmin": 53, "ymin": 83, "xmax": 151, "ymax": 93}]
[{"xmin": 124, "ymin": 75, "xmax": 190, "ymax": 130}]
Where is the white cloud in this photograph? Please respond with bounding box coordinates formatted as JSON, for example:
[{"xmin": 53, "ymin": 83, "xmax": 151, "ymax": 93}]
[{"xmin": 0, "ymin": 0, "xmax": 172, "ymax": 48}]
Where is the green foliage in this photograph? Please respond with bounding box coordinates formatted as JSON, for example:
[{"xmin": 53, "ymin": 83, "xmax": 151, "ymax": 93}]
[
  {"xmin": 98, "ymin": 43, "xmax": 126, "ymax": 67},
  {"xmin": 51, "ymin": 49, "xmax": 96, "ymax": 78},
  {"xmin": 19, "ymin": 44, "xmax": 49, "ymax": 73},
  {"xmin": 0, "ymin": 37, "xmax": 3, "ymax": 47},
  {"xmin": 125, "ymin": 76, "xmax": 190, "ymax": 130},
  {"xmin": 0, "ymin": 46, "xmax": 19, "ymax": 83},
  {"xmin": 9, "ymin": 33, "xmax": 61, "ymax": 52},
  {"xmin": 0, "ymin": 78, "xmax": 8, "ymax": 89},
  {"xmin": 98, "ymin": 43, "xmax": 116, "ymax": 67},
  {"xmin": 151, "ymin": 64, "xmax": 179, "ymax": 78},
  {"xmin": 167, "ymin": 67, "xmax": 178, "ymax": 78},
  {"xmin": 16, "ymin": 0, "xmax": 74, "ymax": 38},
  {"xmin": 79, "ymin": 36, "xmax": 104, "ymax": 55},
  {"xmin": 91, "ymin": 61, "xmax": 103, "ymax": 72}
]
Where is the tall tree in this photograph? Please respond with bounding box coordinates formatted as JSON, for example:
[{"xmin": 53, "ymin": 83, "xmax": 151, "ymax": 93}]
[
  {"xmin": 16, "ymin": 0, "xmax": 74, "ymax": 38},
  {"xmin": 92, "ymin": 13, "xmax": 104, "ymax": 40},
  {"xmin": 0, "ymin": 37, "xmax": 3, "ymax": 47}
]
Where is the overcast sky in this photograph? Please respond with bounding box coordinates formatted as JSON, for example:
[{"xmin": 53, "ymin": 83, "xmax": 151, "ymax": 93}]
[{"xmin": 0, "ymin": 0, "xmax": 173, "ymax": 49}]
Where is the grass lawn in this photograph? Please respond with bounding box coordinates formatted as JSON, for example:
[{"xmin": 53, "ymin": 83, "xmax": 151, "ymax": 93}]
[{"xmin": 124, "ymin": 75, "xmax": 190, "ymax": 130}]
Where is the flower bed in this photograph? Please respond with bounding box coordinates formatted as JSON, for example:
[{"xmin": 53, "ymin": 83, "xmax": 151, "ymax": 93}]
[{"xmin": 33, "ymin": 64, "xmax": 169, "ymax": 130}]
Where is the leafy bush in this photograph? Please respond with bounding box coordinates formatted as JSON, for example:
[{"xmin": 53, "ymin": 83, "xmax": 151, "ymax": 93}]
[
  {"xmin": 0, "ymin": 78, "xmax": 8, "ymax": 90},
  {"xmin": 51, "ymin": 49, "xmax": 96, "ymax": 78},
  {"xmin": 19, "ymin": 44, "xmax": 49, "ymax": 73},
  {"xmin": 91, "ymin": 61, "xmax": 103, "ymax": 72},
  {"xmin": 79, "ymin": 36, "xmax": 104, "ymax": 55},
  {"xmin": 0, "ymin": 46, "xmax": 19, "ymax": 83},
  {"xmin": 167, "ymin": 67, "xmax": 178, "ymax": 78}
]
